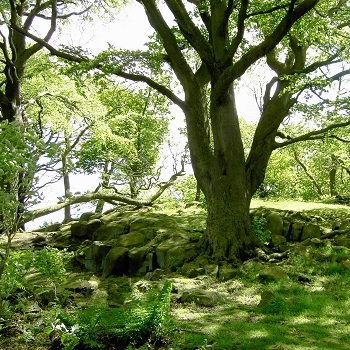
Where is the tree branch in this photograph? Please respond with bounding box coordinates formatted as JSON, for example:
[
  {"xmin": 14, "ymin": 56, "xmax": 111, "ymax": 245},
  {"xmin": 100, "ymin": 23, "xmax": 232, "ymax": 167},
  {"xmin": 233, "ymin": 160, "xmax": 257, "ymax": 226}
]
[
  {"xmin": 24, "ymin": 168, "xmax": 186, "ymax": 224},
  {"xmin": 274, "ymin": 119, "xmax": 350, "ymax": 148},
  {"xmin": 164, "ymin": 0, "xmax": 213, "ymax": 67},
  {"xmin": 217, "ymin": 0, "xmax": 319, "ymax": 93}
]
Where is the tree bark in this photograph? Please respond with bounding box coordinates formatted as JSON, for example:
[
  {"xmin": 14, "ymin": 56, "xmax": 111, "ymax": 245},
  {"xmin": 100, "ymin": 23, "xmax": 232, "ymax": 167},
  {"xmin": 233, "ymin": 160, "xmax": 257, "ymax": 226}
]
[
  {"xmin": 329, "ymin": 154, "xmax": 338, "ymax": 197},
  {"xmin": 62, "ymin": 153, "xmax": 72, "ymax": 223}
]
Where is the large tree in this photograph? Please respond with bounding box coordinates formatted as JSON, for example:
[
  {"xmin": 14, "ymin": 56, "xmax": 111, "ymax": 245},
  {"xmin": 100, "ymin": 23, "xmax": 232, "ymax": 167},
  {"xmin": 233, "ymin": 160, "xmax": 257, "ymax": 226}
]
[{"xmin": 110, "ymin": 0, "xmax": 328, "ymax": 262}]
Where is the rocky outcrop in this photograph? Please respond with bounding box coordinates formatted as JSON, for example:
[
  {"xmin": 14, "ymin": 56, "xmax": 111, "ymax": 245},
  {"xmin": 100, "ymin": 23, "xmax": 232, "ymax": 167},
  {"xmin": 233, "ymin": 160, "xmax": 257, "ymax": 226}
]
[{"xmin": 22, "ymin": 205, "xmax": 350, "ymax": 282}]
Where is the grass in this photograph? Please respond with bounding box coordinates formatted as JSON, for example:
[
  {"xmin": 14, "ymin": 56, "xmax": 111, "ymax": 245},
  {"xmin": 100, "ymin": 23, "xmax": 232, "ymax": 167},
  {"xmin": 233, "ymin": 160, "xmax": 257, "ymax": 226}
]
[
  {"xmin": 251, "ymin": 198, "xmax": 350, "ymax": 212},
  {"xmin": 167, "ymin": 242, "xmax": 350, "ymax": 350},
  {"xmin": 3, "ymin": 199, "xmax": 350, "ymax": 349},
  {"xmin": 169, "ymin": 274, "xmax": 350, "ymax": 349}
]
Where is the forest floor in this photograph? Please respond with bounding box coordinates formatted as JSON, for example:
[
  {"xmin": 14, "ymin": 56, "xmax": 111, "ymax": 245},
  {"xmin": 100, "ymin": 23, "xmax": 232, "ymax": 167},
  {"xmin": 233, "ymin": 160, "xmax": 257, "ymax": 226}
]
[{"xmin": 1, "ymin": 200, "xmax": 350, "ymax": 350}]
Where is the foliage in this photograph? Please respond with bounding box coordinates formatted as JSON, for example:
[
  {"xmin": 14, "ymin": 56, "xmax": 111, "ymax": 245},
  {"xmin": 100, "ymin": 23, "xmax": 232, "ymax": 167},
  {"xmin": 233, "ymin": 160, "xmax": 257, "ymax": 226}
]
[
  {"xmin": 0, "ymin": 247, "xmax": 73, "ymax": 301},
  {"xmin": 251, "ymin": 216, "xmax": 271, "ymax": 245},
  {"xmin": 44, "ymin": 281, "xmax": 172, "ymax": 349},
  {"xmin": 0, "ymin": 250, "xmax": 33, "ymax": 300},
  {"xmin": 74, "ymin": 83, "xmax": 170, "ymax": 199}
]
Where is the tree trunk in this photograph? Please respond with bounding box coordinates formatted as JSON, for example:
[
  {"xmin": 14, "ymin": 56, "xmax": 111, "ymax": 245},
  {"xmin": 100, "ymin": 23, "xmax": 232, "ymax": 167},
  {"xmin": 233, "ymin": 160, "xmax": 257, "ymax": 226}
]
[
  {"xmin": 186, "ymin": 85, "xmax": 259, "ymax": 262},
  {"xmin": 329, "ymin": 154, "xmax": 338, "ymax": 196},
  {"xmin": 62, "ymin": 152, "xmax": 72, "ymax": 223},
  {"xmin": 202, "ymin": 177, "xmax": 258, "ymax": 263},
  {"xmin": 95, "ymin": 162, "xmax": 112, "ymax": 214}
]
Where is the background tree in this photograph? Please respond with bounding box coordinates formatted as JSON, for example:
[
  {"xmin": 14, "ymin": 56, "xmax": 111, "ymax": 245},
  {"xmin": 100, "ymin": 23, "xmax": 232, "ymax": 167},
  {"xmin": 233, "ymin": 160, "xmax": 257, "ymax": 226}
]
[{"xmin": 75, "ymin": 83, "xmax": 170, "ymax": 212}]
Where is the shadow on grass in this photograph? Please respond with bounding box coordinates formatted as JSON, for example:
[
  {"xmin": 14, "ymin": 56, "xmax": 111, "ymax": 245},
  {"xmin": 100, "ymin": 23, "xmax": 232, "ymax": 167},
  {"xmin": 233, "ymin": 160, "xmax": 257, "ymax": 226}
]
[{"xmin": 170, "ymin": 274, "xmax": 350, "ymax": 350}]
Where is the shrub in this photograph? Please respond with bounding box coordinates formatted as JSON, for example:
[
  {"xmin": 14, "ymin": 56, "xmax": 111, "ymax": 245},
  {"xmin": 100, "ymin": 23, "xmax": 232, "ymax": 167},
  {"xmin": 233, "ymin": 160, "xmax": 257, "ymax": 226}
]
[
  {"xmin": 45, "ymin": 281, "xmax": 172, "ymax": 349},
  {"xmin": 251, "ymin": 216, "xmax": 271, "ymax": 245}
]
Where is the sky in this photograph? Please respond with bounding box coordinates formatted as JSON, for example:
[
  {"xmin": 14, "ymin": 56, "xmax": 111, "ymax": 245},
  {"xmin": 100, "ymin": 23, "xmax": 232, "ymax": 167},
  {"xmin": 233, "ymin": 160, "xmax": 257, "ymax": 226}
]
[{"xmin": 26, "ymin": 2, "xmax": 260, "ymax": 229}]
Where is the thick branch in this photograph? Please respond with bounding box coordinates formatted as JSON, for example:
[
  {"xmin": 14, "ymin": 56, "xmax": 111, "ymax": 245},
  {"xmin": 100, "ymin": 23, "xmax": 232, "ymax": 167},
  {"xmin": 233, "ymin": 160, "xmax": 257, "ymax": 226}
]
[
  {"xmin": 116, "ymin": 71, "xmax": 187, "ymax": 110},
  {"xmin": 139, "ymin": 0, "xmax": 194, "ymax": 90},
  {"xmin": 274, "ymin": 119, "xmax": 350, "ymax": 148},
  {"xmin": 218, "ymin": 0, "xmax": 319, "ymax": 93},
  {"xmin": 164, "ymin": 0, "xmax": 213, "ymax": 67},
  {"xmin": 25, "ymin": 169, "xmax": 185, "ymax": 223}
]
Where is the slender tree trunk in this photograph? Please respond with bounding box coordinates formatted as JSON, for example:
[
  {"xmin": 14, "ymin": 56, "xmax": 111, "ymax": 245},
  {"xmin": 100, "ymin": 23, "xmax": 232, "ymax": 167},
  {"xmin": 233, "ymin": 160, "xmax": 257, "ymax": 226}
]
[
  {"xmin": 329, "ymin": 154, "xmax": 338, "ymax": 196},
  {"xmin": 95, "ymin": 162, "xmax": 112, "ymax": 214},
  {"xmin": 62, "ymin": 152, "xmax": 72, "ymax": 223},
  {"xmin": 293, "ymin": 149, "xmax": 323, "ymax": 197}
]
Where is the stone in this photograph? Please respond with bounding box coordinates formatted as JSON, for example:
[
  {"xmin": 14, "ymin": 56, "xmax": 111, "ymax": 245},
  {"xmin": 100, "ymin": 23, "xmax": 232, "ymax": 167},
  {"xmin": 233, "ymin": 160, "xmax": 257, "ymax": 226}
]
[
  {"xmin": 259, "ymin": 266, "xmax": 289, "ymax": 281},
  {"xmin": 86, "ymin": 219, "xmax": 103, "ymax": 238},
  {"xmin": 289, "ymin": 222, "xmax": 304, "ymax": 241},
  {"xmin": 84, "ymin": 241, "xmax": 113, "ymax": 272},
  {"xmin": 205, "ymin": 264, "xmax": 219, "ymax": 278},
  {"xmin": 258, "ymin": 290, "xmax": 275, "ymax": 308},
  {"xmin": 31, "ymin": 235, "xmax": 47, "ymax": 245},
  {"xmin": 265, "ymin": 212, "xmax": 283, "ymax": 236},
  {"xmin": 118, "ymin": 232, "xmax": 145, "ymax": 248},
  {"xmin": 340, "ymin": 259, "xmax": 350, "ymax": 270},
  {"xmin": 147, "ymin": 268, "xmax": 163, "ymax": 281},
  {"xmin": 181, "ymin": 289, "xmax": 224, "ymax": 307},
  {"xmin": 270, "ymin": 234, "xmax": 287, "ymax": 248},
  {"xmin": 301, "ymin": 223, "xmax": 321, "ymax": 241},
  {"xmin": 93, "ymin": 222, "xmax": 128, "ymax": 241},
  {"xmin": 218, "ymin": 266, "xmax": 239, "ymax": 281},
  {"xmin": 332, "ymin": 220, "xmax": 350, "ymax": 231},
  {"xmin": 102, "ymin": 246, "xmax": 129, "ymax": 278},
  {"xmin": 79, "ymin": 212, "xmax": 96, "ymax": 222},
  {"xmin": 156, "ymin": 235, "xmax": 190, "ymax": 267},
  {"xmin": 138, "ymin": 252, "xmax": 158, "ymax": 275},
  {"xmin": 71, "ymin": 221, "xmax": 88, "ymax": 238},
  {"xmin": 129, "ymin": 217, "xmax": 157, "ymax": 231},
  {"xmin": 71, "ymin": 219, "xmax": 103, "ymax": 239},
  {"xmin": 308, "ymin": 238, "xmax": 326, "ymax": 248},
  {"xmin": 293, "ymin": 245, "xmax": 310, "ymax": 258},
  {"xmin": 187, "ymin": 267, "xmax": 205, "ymax": 278},
  {"xmin": 128, "ymin": 246, "xmax": 151, "ymax": 275},
  {"xmin": 165, "ymin": 246, "xmax": 188, "ymax": 269},
  {"xmin": 334, "ymin": 236, "xmax": 350, "ymax": 248}
]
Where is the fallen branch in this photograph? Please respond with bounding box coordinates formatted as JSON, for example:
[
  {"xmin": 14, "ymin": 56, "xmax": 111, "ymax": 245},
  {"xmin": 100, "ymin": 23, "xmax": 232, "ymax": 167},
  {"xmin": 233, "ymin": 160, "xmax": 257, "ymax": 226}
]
[{"xmin": 24, "ymin": 169, "xmax": 185, "ymax": 224}]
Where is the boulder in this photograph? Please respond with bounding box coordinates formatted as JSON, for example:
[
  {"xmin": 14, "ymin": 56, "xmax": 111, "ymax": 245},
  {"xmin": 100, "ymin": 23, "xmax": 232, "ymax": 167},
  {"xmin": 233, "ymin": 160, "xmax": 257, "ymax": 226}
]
[
  {"xmin": 258, "ymin": 290, "xmax": 275, "ymax": 308},
  {"xmin": 259, "ymin": 266, "xmax": 289, "ymax": 281},
  {"xmin": 102, "ymin": 247, "xmax": 129, "ymax": 278},
  {"xmin": 270, "ymin": 234, "xmax": 287, "ymax": 248},
  {"xmin": 289, "ymin": 222, "xmax": 304, "ymax": 241},
  {"xmin": 301, "ymin": 223, "xmax": 321, "ymax": 241},
  {"xmin": 165, "ymin": 246, "xmax": 188, "ymax": 270},
  {"xmin": 205, "ymin": 264, "xmax": 219, "ymax": 278},
  {"xmin": 71, "ymin": 219, "xmax": 103, "ymax": 239},
  {"xmin": 138, "ymin": 252, "xmax": 158, "ymax": 275},
  {"xmin": 93, "ymin": 222, "xmax": 129, "ymax": 241},
  {"xmin": 79, "ymin": 212, "xmax": 97, "ymax": 222},
  {"xmin": 340, "ymin": 259, "xmax": 350, "ymax": 270},
  {"xmin": 181, "ymin": 289, "xmax": 224, "ymax": 307},
  {"xmin": 265, "ymin": 212, "xmax": 283, "ymax": 236},
  {"xmin": 156, "ymin": 235, "xmax": 190, "ymax": 267},
  {"xmin": 129, "ymin": 217, "xmax": 157, "ymax": 231},
  {"xmin": 84, "ymin": 241, "xmax": 113, "ymax": 271},
  {"xmin": 118, "ymin": 232, "xmax": 145, "ymax": 248},
  {"xmin": 218, "ymin": 266, "xmax": 239, "ymax": 281},
  {"xmin": 308, "ymin": 238, "xmax": 326, "ymax": 248},
  {"xmin": 334, "ymin": 236, "xmax": 350, "ymax": 248},
  {"xmin": 128, "ymin": 246, "xmax": 151, "ymax": 275}
]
